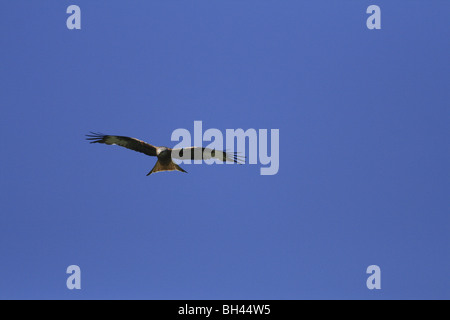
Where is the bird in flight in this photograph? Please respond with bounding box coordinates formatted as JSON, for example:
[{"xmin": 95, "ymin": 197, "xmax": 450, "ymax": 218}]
[{"xmin": 86, "ymin": 132, "xmax": 244, "ymax": 175}]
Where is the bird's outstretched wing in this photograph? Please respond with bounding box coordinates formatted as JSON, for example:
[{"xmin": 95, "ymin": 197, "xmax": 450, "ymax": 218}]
[
  {"xmin": 171, "ymin": 147, "xmax": 245, "ymax": 164},
  {"xmin": 86, "ymin": 132, "xmax": 157, "ymax": 157}
]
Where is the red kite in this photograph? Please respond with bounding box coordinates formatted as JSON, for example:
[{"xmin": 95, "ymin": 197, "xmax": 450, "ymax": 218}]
[{"xmin": 86, "ymin": 132, "xmax": 244, "ymax": 175}]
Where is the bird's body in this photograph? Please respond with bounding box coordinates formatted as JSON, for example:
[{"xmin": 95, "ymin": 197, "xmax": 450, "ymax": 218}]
[{"xmin": 86, "ymin": 132, "xmax": 243, "ymax": 175}]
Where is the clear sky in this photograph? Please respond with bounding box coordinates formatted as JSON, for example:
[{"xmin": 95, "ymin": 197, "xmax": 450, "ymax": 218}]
[{"xmin": 0, "ymin": 1, "xmax": 448, "ymax": 299}]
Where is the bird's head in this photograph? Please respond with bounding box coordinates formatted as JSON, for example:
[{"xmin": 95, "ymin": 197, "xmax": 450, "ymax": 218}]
[{"xmin": 157, "ymin": 147, "xmax": 170, "ymax": 158}]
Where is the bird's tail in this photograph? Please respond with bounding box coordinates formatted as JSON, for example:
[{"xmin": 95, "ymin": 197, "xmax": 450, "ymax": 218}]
[{"xmin": 146, "ymin": 160, "xmax": 187, "ymax": 176}]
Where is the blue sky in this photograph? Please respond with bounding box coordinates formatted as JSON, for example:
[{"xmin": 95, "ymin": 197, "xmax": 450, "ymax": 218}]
[{"xmin": 0, "ymin": 1, "xmax": 448, "ymax": 299}]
